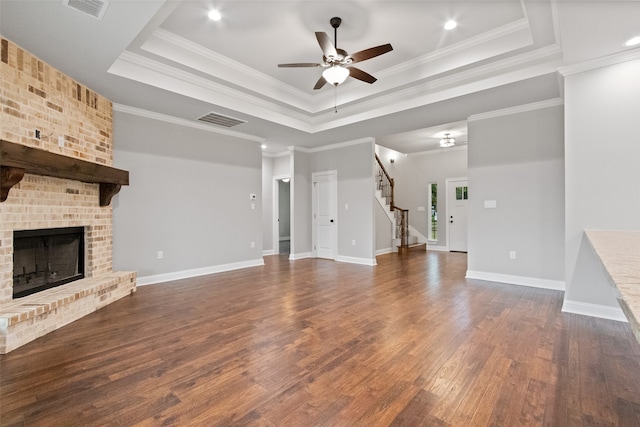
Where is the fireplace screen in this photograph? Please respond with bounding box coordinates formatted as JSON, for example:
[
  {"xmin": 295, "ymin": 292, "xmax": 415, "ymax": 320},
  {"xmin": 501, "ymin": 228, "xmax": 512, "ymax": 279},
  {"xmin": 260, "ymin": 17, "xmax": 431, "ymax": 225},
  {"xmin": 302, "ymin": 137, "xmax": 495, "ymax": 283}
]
[{"xmin": 13, "ymin": 227, "xmax": 85, "ymax": 298}]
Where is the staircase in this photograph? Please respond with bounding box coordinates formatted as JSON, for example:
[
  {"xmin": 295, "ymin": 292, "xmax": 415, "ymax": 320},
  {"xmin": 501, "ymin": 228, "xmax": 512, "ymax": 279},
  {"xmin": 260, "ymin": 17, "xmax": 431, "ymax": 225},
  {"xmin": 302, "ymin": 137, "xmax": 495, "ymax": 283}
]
[{"xmin": 374, "ymin": 154, "xmax": 426, "ymax": 254}]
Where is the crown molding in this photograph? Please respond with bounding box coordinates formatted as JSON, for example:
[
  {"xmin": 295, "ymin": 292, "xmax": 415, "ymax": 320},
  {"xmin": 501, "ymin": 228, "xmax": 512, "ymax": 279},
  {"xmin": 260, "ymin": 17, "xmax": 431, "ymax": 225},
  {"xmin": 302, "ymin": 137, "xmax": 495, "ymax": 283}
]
[
  {"xmin": 145, "ymin": 18, "xmax": 536, "ymax": 116},
  {"xmin": 110, "ymin": 41, "xmax": 562, "ymax": 136},
  {"xmin": 468, "ymin": 97, "xmax": 563, "ymax": 122},
  {"xmin": 311, "ymin": 44, "xmax": 563, "ymax": 132},
  {"xmin": 108, "ymin": 51, "xmax": 314, "ymax": 133},
  {"xmin": 143, "ymin": 29, "xmax": 313, "ymax": 111},
  {"xmin": 113, "ymin": 103, "xmax": 266, "ymax": 143},
  {"xmin": 388, "ymin": 18, "xmax": 532, "ymax": 77},
  {"xmin": 262, "ymin": 150, "xmax": 291, "ymax": 158},
  {"xmin": 409, "ymin": 144, "xmax": 469, "ymax": 157},
  {"xmin": 291, "ymin": 137, "xmax": 374, "ymax": 154},
  {"xmin": 558, "ymin": 47, "xmax": 640, "ymax": 76},
  {"xmin": 310, "ymin": 137, "xmax": 374, "ymax": 153}
]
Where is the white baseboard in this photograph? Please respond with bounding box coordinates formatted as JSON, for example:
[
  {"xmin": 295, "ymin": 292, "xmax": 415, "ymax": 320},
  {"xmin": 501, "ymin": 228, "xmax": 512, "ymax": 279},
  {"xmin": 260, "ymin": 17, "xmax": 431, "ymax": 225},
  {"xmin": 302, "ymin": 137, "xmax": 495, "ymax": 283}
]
[
  {"xmin": 336, "ymin": 255, "xmax": 377, "ymax": 266},
  {"xmin": 562, "ymin": 299, "xmax": 627, "ymax": 322},
  {"xmin": 137, "ymin": 258, "xmax": 265, "ymax": 286},
  {"xmin": 376, "ymin": 247, "xmax": 393, "ymax": 255},
  {"xmin": 279, "ymin": 236, "xmax": 290, "ymax": 241},
  {"xmin": 426, "ymin": 244, "xmax": 448, "ymax": 252},
  {"xmin": 465, "ymin": 270, "xmax": 565, "ymax": 291},
  {"xmin": 262, "ymin": 249, "xmax": 275, "ymax": 256},
  {"xmin": 289, "ymin": 252, "xmax": 312, "ymax": 260}
]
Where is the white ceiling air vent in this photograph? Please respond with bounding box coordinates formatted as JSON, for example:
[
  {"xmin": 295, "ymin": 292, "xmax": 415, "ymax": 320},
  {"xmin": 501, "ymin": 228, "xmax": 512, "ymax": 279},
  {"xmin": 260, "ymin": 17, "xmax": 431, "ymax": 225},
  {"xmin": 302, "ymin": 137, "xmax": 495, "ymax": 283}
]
[
  {"xmin": 197, "ymin": 112, "xmax": 246, "ymax": 128},
  {"xmin": 63, "ymin": 0, "xmax": 110, "ymax": 20}
]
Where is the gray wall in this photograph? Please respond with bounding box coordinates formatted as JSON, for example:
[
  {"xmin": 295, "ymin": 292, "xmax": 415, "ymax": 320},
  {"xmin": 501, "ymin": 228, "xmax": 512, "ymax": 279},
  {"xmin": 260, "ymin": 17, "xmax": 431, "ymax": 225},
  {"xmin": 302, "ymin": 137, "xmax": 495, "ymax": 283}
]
[
  {"xmin": 291, "ymin": 149, "xmax": 312, "ymax": 257},
  {"xmin": 262, "ymin": 156, "xmax": 274, "ymax": 253},
  {"xmin": 377, "ymin": 145, "xmax": 468, "ymax": 248},
  {"xmin": 311, "ymin": 140, "xmax": 376, "ymax": 262},
  {"xmin": 273, "ymin": 154, "xmax": 291, "ymax": 177},
  {"xmin": 467, "ymin": 103, "xmax": 565, "ymax": 283},
  {"xmin": 289, "ymin": 140, "xmax": 375, "ymax": 262},
  {"xmin": 112, "ymin": 112, "xmax": 263, "ymax": 281},
  {"xmin": 564, "ymin": 57, "xmax": 640, "ymax": 308}
]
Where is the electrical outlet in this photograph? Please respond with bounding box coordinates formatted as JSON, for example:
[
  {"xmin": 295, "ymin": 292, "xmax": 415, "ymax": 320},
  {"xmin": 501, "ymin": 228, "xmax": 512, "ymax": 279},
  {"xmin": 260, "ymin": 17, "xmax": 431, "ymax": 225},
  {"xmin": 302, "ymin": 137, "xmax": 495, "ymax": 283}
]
[
  {"xmin": 352, "ymin": 240, "xmax": 356, "ymax": 246},
  {"xmin": 251, "ymin": 241, "xmax": 255, "ymax": 248},
  {"xmin": 509, "ymin": 251, "xmax": 516, "ymax": 260},
  {"xmin": 58, "ymin": 136, "xmax": 65, "ymax": 147},
  {"xmin": 157, "ymin": 251, "xmax": 164, "ymax": 259}
]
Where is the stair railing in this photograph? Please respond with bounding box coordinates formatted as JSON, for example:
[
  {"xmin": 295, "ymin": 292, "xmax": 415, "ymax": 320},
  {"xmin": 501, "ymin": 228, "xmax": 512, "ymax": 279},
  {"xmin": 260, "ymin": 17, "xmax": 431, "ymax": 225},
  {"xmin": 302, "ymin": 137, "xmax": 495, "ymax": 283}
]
[
  {"xmin": 374, "ymin": 154, "xmax": 409, "ymax": 250},
  {"xmin": 395, "ymin": 208, "xmax": 409, "ymax": 248},
  {"xmin": 375, "ymin": 154, "xmax": 394, "ymax": 209}
]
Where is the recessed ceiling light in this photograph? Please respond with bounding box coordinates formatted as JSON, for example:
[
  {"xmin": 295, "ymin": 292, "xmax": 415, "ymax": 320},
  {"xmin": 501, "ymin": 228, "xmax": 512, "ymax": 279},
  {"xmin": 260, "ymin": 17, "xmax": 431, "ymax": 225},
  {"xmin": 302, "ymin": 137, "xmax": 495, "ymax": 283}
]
[
  {"xmin": 208, "ymin": 10, "xmax": 221, "ymax": 21},
  {"xmin": 261, "ymin": 144, "xmax": 267, "ymax": 150},
  {"xmin": 625, "ymin": 36, "xmax": 640, "ymax": 47},
  {"xmin": 444, "ymin": 20, "xmax": 457, "ymax": 30}
]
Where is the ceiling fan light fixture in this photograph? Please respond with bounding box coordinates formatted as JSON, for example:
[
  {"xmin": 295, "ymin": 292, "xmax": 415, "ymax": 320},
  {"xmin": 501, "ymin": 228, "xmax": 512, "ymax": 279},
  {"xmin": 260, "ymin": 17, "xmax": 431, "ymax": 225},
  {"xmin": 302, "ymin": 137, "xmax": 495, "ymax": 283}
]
[
  {"xmin": 322, "ymin": 65, "xmax": 350, "ymax": 86},
  {"xmin": 439, "ymin": 133, "xmax": 456, "ymax": 148}
]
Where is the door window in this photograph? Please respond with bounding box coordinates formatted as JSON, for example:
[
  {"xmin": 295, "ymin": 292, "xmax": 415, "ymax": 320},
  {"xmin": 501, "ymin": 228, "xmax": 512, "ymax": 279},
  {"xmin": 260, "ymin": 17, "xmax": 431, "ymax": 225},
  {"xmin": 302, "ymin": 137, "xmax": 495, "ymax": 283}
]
[{"xmin": 456, "ymin": 186, "xmax": 468, "ymax": 200}]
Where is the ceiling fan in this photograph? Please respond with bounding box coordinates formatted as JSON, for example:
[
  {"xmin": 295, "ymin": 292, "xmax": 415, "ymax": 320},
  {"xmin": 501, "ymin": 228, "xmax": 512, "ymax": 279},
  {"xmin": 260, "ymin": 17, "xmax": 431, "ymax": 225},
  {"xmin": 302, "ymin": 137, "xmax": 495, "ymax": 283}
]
[{"xmin": 278, "ymin": 17, "xmax": 393, "ymax": 90}]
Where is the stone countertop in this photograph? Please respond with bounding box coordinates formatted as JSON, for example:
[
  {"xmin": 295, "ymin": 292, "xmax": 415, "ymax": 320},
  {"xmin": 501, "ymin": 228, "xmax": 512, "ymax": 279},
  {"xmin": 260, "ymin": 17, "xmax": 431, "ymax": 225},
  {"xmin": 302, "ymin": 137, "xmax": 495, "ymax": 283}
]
[{"xmin": 585, "ymin": 230, "xmax": 640, "ymax": 343}]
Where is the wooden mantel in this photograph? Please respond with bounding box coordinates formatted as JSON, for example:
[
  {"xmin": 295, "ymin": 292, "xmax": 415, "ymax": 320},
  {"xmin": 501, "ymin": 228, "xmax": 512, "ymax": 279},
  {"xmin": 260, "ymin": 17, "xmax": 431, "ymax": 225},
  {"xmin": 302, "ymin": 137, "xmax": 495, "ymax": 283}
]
[{"xmin": 0, "ymin": 139, "xmax": 129, "ymax": 206}]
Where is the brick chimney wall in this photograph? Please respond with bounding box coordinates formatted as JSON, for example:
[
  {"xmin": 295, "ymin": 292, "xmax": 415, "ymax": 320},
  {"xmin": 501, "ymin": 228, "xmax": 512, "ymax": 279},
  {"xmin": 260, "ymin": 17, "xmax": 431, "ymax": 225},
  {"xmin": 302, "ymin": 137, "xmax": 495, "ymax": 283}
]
[{"xmin": 0, "ymin": 37, "xmax": 135, "ymax": 352}]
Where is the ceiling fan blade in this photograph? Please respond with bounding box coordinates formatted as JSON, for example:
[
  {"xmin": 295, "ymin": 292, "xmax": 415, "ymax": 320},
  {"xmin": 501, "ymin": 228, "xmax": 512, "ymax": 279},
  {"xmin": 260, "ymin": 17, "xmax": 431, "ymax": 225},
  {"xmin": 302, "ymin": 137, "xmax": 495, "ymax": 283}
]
[
  {"xmin": 278, "ymin": 63, "xmax": 322, "ymax": 68},
  {"xmin": 348, "ymin": 67, "xmax": 377, "ymax": 84},
  {"xmin": 313, "ymin": 76, "xmax": 327, "ymax": 90},
  {"xmin": 349, "ymin": 44, "xmax": 393, "ymax": 63},
  {"xmin": 315, "ymin": 32, "xmax": 338, "ymax": 59}
]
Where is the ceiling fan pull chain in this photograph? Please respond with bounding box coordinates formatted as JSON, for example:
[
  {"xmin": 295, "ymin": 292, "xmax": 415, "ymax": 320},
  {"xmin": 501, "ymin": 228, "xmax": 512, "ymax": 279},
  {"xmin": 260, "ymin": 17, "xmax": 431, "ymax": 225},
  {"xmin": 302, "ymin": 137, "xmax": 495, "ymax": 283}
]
[{"xmin": 334, "ymin": 86, "xmax": 338, "ymax": 113}]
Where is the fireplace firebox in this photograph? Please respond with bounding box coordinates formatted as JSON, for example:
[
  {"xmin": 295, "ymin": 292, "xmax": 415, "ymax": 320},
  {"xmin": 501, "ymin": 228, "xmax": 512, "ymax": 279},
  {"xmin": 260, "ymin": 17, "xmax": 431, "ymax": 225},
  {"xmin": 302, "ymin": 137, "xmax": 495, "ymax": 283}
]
[{"xmin": 13, "ymin": 227, "xmax": 85, "ymax": 298}]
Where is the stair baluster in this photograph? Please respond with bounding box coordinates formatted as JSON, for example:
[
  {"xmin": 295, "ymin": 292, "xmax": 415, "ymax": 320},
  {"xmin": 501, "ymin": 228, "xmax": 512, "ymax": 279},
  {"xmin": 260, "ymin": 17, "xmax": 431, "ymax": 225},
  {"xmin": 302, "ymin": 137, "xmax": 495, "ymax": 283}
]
[{"xmin": 375, "ymin": 154, "xmax": 411, "ymax": 253}]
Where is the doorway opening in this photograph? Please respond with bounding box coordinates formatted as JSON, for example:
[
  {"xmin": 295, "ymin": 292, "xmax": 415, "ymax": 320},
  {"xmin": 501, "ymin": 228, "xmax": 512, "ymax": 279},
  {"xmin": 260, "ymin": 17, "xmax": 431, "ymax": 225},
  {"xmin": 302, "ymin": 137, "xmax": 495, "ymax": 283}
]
[{"xmin": 273, "ymin": 176, "xmax": 291, "ymax": 255}]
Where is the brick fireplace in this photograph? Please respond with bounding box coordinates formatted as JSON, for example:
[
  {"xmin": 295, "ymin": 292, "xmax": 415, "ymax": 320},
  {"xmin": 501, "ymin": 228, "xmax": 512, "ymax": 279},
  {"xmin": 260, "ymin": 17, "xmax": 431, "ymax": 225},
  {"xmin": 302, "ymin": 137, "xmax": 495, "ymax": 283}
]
[{"xmin": 0, "ymin": 37, "xmax": 135, "ymax": 353}]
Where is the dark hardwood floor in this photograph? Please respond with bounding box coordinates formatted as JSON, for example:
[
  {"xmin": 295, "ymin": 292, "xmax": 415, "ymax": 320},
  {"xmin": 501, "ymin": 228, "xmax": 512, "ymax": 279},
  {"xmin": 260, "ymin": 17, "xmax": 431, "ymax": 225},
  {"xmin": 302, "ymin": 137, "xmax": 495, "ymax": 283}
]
[{"xmin": 2, "ymin": 251, "xmax": 640, "ymax": 426}]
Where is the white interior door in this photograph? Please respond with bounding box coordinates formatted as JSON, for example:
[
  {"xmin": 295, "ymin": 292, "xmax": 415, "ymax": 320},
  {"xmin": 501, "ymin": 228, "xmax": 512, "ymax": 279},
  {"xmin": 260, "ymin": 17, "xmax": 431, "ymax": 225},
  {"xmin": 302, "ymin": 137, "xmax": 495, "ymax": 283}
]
[
  {"xmin": 447, "ymin": 178, "xmax": 468, "ymax": 252},
  {"xmin": 313, "ymin": 171, "xmax": 337, "ymax": 259}
]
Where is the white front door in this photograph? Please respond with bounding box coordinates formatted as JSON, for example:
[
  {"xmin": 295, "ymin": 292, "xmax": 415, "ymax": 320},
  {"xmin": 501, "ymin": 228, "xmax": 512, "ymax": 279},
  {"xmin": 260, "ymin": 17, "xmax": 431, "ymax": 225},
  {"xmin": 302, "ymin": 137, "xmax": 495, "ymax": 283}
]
[
  {"xmin": 313, "ymin": 171, "xmax": 337, "ymax": 260},
  {"xmin": 447, "ymin": 178, "xmax": 468, "ymax": 252}
]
